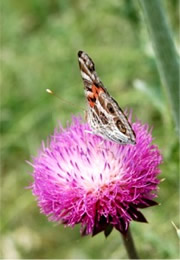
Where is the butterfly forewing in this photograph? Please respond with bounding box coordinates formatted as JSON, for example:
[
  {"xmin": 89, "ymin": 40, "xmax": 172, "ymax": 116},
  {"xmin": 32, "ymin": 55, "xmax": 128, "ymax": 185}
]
[{"xmin": 78, "ymin": 50, "xmax": 136, "ymax": 145}]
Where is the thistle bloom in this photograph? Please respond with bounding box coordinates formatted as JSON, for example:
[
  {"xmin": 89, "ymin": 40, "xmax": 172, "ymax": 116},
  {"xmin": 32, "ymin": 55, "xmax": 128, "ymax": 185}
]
[{"xmin": 29, "ymin": 115, "xmax": 162, "ymax": 236}]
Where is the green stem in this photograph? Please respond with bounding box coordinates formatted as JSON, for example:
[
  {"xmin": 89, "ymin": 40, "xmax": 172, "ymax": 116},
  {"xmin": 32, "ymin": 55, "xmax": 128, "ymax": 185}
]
[
  {"xmin": 122, "ymin": 228, "xmax": 139, "ymax": 259},
  {"xmin": 139, "ymin": 0, "xmax": 179, "ymax": 133}
]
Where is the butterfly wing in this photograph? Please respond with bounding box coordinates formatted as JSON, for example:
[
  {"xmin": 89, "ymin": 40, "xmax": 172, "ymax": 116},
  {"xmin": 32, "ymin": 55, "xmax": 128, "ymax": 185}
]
[{"xmin": 78, "ymin": 50, "xmax": 136, "ymax": 145}]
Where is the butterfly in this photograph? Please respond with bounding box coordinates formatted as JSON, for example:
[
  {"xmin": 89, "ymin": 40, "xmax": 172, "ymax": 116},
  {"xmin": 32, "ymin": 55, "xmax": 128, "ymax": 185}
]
[{"xmin": 78, "ymin": 50, "xmax": 136, "ymax": 145}]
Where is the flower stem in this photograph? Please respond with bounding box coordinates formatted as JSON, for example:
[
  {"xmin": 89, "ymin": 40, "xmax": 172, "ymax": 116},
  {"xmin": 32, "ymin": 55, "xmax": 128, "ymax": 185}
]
[
  {"xmin": 139, "ymin": 0, "xmax": 179, "ymax": 133},
  {"xmin": 122, "ymin": 228, "xmax": 139, "ymax": 259}
]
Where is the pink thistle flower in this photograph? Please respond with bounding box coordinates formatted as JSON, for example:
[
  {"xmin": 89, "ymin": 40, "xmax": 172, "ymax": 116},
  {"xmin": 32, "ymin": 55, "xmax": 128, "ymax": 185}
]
[{"xmin": 29, "ymin": 115, "xmax": 162, "ymax": 237}]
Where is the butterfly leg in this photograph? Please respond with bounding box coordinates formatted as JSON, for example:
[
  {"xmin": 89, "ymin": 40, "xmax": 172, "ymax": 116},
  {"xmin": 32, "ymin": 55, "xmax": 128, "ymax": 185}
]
[
  {"xmin": 83, "ymin": 130, "xmax": 116, "ymax": 160},
  {"xmin": 84, "ymin": 129, "xmax": 94, "ymax": 135},
  {"xmin": 95, "ymin": 140, "xmax": 116, "ymax": 160}
]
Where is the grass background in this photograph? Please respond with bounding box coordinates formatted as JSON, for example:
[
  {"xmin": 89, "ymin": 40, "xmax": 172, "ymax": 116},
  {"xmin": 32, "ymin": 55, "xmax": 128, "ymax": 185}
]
[{"xmin": 1, "ymin": 0, "xmax": 179, "ymax": 259}]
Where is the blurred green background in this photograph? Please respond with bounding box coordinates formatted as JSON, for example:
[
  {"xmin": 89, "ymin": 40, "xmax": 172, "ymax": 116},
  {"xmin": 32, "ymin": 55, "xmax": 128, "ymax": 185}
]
[{"xmin": 1, "ymin": 0, "xmax": 179, "ymax": 259}]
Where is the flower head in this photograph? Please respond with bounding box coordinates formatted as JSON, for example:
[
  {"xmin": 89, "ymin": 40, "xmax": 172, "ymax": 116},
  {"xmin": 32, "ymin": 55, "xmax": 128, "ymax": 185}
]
[{"xmin": 29, "ymin": 115, "xmax": 162, "ymax": 236}]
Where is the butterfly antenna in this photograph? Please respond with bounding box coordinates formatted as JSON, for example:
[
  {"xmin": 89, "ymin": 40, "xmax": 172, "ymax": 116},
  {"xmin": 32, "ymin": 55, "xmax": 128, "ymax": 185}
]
[{"xmin": 46, "ymin": 89, "xmax": 84, "ymax": 110}]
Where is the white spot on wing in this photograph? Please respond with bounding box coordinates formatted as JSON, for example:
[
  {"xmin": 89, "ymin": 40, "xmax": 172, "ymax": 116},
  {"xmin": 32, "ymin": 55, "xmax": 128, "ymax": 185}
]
[{"xmin": 81, "ymin": 71, "xmax": 91, "ymax": 81}]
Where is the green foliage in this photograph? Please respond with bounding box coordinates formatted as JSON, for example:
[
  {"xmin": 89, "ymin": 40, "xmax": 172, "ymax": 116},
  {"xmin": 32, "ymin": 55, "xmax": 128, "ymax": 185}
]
[
  {"xmin": 1, "ymin": 0, "xmax": 179, "ymax": 259},
  {"xmin": 140, "ymin": 0, "xmax": 179, "ymax": 132}
]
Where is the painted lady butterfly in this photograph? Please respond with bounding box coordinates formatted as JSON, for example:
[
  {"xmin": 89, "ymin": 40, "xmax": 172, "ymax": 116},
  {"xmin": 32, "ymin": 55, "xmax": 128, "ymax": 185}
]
[{"xmin": 78, "ymin": 50, "xmax": 136, "ymax": 145}]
